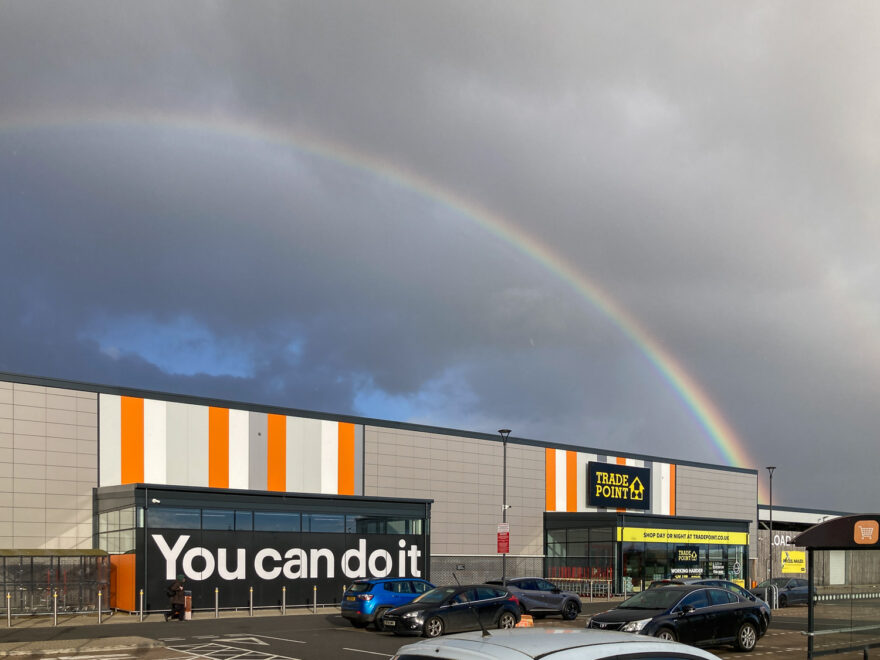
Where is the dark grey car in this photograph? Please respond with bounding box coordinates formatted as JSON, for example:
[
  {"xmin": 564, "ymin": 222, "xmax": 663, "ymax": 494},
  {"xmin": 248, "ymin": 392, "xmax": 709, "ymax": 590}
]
[{"xmin": 486, "ymin": 577, "xmax": 581, "ymax": 620}]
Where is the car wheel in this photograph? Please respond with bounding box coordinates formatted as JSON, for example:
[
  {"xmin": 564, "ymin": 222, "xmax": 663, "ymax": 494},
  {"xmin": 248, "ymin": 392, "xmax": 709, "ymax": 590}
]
[
  {"xmin": 735, "ymin": 622, "xmax": 758, "ymax": 651},
  {"xmin": 562, "ymin": 600, "xmax": 580, "ymax": 620},
  {"xmin": 374, "ymin": 608, "xmax": 389, "ymax": 631},
  {"xmin": 424, "ymin": 616, "xmax": 444, "ymax": 638},
  {"xmin": 778, "ymin": 595, "xmax": 787, "ymax": 608},
  {"xmin": 498, "ymin": 611, "xmax": 517, "ymax": 629},
  {"xmin": 656, "ymin": 628, "xmax": 677, "ymax": 642}
]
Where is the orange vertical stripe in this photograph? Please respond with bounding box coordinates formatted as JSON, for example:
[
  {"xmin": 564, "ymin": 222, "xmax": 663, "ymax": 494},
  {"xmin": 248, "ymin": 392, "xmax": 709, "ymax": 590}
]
[
  {"xmin": 669, "ymin": 464, "xmax": 676, "ymax": 516},
  {"xmin": 120, "ymin": 396, "xmax": 144, "ymax": 484},
  {"xmin": 616, "ymin": 456, "xmax": 627, "ymax": 512},
  {"xmin": 267, "ymin": 414, "xmax": 286, "ymax": 492},
  {"xmin": 566, "ymin": 451, "xmax": 577, "ymax": 512},
  {"xmin": 545, "ymin": 448, "xmax": 556, "ymax": 511},
  {"xmin": 208, "ymin": 407, "xmax": 229, "ymax": 488},
  {"xmin": 337, "ymin": 422, "xmax": 356, "ymax": 495}
]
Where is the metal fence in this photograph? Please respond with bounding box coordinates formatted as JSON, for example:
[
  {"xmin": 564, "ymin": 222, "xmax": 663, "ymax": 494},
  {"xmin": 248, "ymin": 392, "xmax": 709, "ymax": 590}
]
[{"xmin": 0, "ymin": 554, "xmax": 110, "ymax": 615}]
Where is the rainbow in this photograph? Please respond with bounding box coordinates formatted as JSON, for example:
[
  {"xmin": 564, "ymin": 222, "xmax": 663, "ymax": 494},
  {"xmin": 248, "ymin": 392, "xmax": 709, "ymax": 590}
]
[{"xmin": 0, "ymin": 109, "xmax": 767, "ymax": 500}]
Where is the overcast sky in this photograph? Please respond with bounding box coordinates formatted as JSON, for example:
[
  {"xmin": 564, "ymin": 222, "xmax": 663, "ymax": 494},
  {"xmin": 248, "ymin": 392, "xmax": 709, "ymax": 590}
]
[{"xmin": 2, "ymin": 2, "xmax": 878, "ymax": 512}]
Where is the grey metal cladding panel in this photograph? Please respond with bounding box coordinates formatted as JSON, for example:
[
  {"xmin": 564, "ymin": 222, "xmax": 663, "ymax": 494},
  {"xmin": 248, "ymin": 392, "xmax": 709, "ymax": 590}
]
[
  {"xmin": 165, "ymin": 403, "xmax": 188, "ymax": 486},
  {"xmin": 675, "ymin": 464, "xmax": 757, "ymax": 521},
  {"xmin": 249, "ymin": 412, "xmax": 267, "ymax": 491},
  {"xmin": 367, "ymin": 425, "xmax": 545, "ymax": 555}
]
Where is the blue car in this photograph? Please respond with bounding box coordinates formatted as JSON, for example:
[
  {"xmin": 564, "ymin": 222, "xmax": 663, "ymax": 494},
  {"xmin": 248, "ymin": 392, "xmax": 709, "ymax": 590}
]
[{"xmin": 341, "ymin": 578, "xmax": 435, "ymax": 630}]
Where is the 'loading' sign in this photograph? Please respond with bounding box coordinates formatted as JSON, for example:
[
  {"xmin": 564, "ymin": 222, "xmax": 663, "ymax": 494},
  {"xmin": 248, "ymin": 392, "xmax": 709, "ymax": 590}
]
[{"xmin": 587, "ymin": 462, "xmax": 651, "ymax": 510}]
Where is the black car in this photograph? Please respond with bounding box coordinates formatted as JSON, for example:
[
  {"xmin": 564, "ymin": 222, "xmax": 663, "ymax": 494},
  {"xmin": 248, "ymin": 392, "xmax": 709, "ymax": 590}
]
[
  {"xmin": 485, "ymin": 577, "xmax": 582, "ymax": 620},
  {"xmin": 750, "ymin": 577, "xmax": 808, "ymax": 607},
  {"xmin": 649, "ymin": 578, "xmax": 762, "ymax": 602},
  {"xmin": 382, "ymin": 584, "xmax": 521, "ymax": 638},
  {"xmin": 587, "ymin": 584, "xmax": 769, "ymax": 651}
]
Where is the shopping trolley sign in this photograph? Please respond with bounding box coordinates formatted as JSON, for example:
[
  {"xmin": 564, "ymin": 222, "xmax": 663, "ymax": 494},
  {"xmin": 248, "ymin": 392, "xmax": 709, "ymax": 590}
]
[{"xmin": 854, "ymin": 520, "xmax": 879, "ymax": 545}]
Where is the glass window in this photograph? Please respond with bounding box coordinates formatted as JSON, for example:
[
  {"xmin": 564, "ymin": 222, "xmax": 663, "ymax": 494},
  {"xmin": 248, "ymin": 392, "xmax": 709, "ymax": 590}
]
[
  {"xmin": 254, "ymin": 512, "xmax": 300, "ymax": 532},
  {"xmin": 202, "ymin": 510, "xmax": 235, "ymax": 531},
  {"xmin": 709, "ymin": 588, "xmax": 736, "ymax": 605},
  {"xmin": 387, "ymin": 519, "xmax": 409, "ymax": 534},
  {"xmin": 346, "ymin": 515, "xmax": 386, "ymax": 534},
  {"xmin": 235, "ymin": 511, "xmax": 253, "ymax": 531},
  {"xmin": 679, "ymin": 590, "xmax": 710, "ymax": 610},
  {"xmin": 412, "ymin": 580, "xmax": 431, "ymax": 593},
  {"xmin": 148, "ymin": 507, "xmax": 201, "ymax": 529},
  {"xmin": 536, "ymin": 579, "xmax": 556, "ymax": 592},
  {"xmin": 305, "ymin": 514, "xmax": 344, "ymax": 533}
]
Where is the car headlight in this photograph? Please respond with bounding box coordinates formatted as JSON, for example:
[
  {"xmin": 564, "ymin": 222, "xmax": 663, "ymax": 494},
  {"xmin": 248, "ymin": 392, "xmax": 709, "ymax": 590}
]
[
  {"xmin": 402, "ymin": 611, "xmax": 421, "ymax": 619},
  {"xmin": 621, "ymin": 618, "xmax": 652, "ymax": 633}
]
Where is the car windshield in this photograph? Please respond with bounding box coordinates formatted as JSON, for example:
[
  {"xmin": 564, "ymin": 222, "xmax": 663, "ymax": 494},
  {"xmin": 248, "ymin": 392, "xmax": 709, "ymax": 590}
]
[
  {"xmin": 347, "ymin": 582, "xmax": 373, "ymax": 593},
  {"xmin": 757, "ymin": 578, "xmax": 789, "ymax": 588},
  {"xmin": 618, "ymin": 589, "xmax": 684, "ymax": 609},
  {"xmin": 412, "ymin": 586, "xmax": 458, "ymax": 604}
]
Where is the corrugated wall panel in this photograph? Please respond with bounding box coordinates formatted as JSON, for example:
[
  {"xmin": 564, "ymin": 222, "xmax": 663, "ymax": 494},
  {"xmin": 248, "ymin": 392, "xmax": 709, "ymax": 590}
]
[
  {"xmin": 320, "ymin": 420, "xmax": 338, "ymax": 494},
  {"xmin": 228, "ymin": 409, "xmax": 249, "ymax": 489},
  {"xmin": 99, "ymin": 394, "xmax": 121, "ymax": 487},
  {"xmin": 248, "ymin": 412, "xmax": 268, "ymax": 491},
  {"xmin": 143, "ymin": 399, "xmax": 167, "ymax": 484},
  {"xmin": 185, "ymin": 404, "xmax": 209, "ymax": 487},
  {"xmin": 165, "ymin": 403, "xmax": 188, "ymax": 486}
]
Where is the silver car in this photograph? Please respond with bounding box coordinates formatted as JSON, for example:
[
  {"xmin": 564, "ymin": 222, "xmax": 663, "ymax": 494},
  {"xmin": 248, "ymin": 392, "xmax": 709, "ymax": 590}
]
[
  {"xmin": 486, "ymin": 578, "xmax": 581, "ymax": 620},
  {"xmin": 392, "ymin": 628, "xmax": 725, "ymax": 660}
]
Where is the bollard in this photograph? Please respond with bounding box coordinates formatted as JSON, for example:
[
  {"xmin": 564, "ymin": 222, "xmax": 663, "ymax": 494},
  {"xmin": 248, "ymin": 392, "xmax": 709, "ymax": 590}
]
[
  {"xmin": 249, "ymin": 586, "xmax": 253, "ymax": 617},
  {"xmin": 6, "ymin": 593, "xmax": 10, "ymax": 628},
  {"xmin": 282, "ymin": 586, "xmax": 286, "ymax": 616},
  {"xmin": 139, "ymin": 589, "xmax": 144, "ymax": 622},
  {"xmin": 215, "ymin": 587, "xmax": 219, "ymax": 618},
  {"xmin": 53, "ymin": 591, "xmax": 57, "ymax": 627},
  {"xmin": 313, "ymin": 585, "xmax": 317, "ymax": 614},
  {"xmin": 98, "ymin": 590, "xmax": 103, "ymax": 624}
]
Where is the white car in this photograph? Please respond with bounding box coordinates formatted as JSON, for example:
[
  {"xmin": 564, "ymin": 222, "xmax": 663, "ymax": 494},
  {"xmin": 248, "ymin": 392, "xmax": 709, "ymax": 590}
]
[{"xmin": 391, "ymin": 628, "xmax": 724, "ymax": 660}]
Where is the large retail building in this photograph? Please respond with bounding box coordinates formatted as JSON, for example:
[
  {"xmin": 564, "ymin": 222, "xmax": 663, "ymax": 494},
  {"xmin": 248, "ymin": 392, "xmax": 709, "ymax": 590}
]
[{"xmin": 0, "ymin": 372, "xmax": 760, "ymax": 611}]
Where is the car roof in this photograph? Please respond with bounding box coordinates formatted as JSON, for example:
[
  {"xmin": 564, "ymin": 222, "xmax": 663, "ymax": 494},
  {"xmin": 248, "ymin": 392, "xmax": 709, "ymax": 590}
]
[
  {"xmin": 394, "ymin": 629, "xmax": 723, "ymax": 660},
  {"xmin": 353, "ymin": 577, "xmax": 426, "ymax": 583}
]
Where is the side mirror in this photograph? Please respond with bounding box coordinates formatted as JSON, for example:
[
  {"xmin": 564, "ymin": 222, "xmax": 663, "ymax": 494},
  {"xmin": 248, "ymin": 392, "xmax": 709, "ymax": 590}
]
[
  {"xmin": 552, "ymin": 588, "xmax": 561, "ymax": 594},
  {"xmin": 681, "ymin": 605, "xmax": 695, "ymax": 615}
]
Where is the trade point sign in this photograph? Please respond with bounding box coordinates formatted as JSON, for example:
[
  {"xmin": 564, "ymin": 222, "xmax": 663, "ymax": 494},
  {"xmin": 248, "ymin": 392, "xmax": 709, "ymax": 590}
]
[{"xmin": 588, "ymin": 462, "xmax": 651, "ymax": 510}]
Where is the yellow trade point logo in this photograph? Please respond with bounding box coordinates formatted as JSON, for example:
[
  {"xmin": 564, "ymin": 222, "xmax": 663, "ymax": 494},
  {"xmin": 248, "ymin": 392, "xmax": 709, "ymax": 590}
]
[{"xmin": 629, "ymin": 477, "xmax": 645, "ymax": 501}]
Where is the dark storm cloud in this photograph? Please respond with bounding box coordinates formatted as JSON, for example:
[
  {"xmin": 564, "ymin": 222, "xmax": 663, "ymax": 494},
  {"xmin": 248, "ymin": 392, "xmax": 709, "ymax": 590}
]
[{"xmin": 2, "ymin": 1, "xmax": 879, "ymax": 510}]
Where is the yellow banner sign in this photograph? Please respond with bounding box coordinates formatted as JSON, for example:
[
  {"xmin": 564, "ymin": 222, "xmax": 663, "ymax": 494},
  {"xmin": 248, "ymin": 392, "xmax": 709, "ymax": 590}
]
[
  {"xmin": 781, "ymin": 550, "xmax": 806, "ymax": 574},
  {"xmin": 618, "ymin": 527, "xmax": 749, "ymax": 545}
]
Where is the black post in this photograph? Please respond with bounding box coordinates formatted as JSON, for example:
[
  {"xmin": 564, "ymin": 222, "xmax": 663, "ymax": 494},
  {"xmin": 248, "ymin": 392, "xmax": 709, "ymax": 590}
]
[
  {"xmin": 766, "ymin": 466, "xmax": 776, "ymax": 585},
  {"xmin": 498, "ymin": 429, "xmax": 511, "ymax": 586}
]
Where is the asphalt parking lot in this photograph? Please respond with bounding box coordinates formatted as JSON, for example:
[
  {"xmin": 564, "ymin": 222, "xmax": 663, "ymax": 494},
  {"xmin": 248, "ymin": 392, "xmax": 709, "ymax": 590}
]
[{"xmin": 0, "ymin": 604, "xmax": 872, "ymax": 660}]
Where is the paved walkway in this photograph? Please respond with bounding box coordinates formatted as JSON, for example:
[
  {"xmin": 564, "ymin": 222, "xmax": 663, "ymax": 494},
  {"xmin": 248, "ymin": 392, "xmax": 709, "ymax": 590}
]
[{"xmin": 0, "ymin": 606, "xmax": 336, "ymax": 656}]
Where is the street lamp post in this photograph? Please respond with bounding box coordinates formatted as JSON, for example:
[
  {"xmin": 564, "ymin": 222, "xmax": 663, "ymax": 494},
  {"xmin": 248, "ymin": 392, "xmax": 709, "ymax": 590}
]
[
  {"xmin": 499, "ymin": 429, "xmax": 511, "ymax": 586},
  {"xmin": 766, "ymin": 466, "xmax": 776, "ymax": 584}
]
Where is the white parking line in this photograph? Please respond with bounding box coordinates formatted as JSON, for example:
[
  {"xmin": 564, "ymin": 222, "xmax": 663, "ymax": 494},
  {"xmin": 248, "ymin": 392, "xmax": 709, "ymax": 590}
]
[
  {"xmin": 342, "ymin": 649, "xmax": 391, "ymax": 657},
  {"xmin": 239, "ymin": 635, "xmax": 306, "ymax": 645}
]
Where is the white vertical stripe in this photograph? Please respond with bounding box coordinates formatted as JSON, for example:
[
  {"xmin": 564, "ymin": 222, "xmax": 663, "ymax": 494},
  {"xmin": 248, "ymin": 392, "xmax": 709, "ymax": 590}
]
[
  {"xmin": 659, "ymin": 463, "xmax": 671, "ymax": 515},
  {"xmin": 286, "ymin": 417, "xmax": 304, "ymax": 492},
  {"xmin": 143, "ymin": 399, "xmax": 167, "ymax": 484},
  {"xmin": 320, "ymin": 420, "xmax": 338, "ymax": 494},
  {"xmin": 228, "ymin": 409, "xmax": 250, "ymax": 489},
  {"xmin": 577, "ymin": 452, "xmax": 598, "ymax": 512},
  {"xmin": 555, "ymin": 449, "xmax": 567, "ymax": 512},
  {"xmin": 99, "ymin": 394, "xmax": 121, "ymax": 487}
]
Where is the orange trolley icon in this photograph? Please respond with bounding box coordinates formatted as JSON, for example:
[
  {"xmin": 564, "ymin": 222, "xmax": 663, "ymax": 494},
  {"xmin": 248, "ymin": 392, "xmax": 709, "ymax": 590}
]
[{"xmin": 854, "ymin": 521, "xmax": 878, "ymax": 545}]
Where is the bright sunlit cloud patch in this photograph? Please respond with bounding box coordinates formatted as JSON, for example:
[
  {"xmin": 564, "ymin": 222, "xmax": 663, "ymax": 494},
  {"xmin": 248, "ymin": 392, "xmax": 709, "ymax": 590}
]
[{"xmin": 80, "ymin": 313, "xmax": 255, "ymax": 378}]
